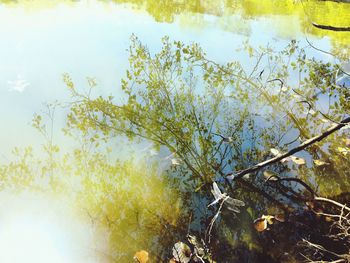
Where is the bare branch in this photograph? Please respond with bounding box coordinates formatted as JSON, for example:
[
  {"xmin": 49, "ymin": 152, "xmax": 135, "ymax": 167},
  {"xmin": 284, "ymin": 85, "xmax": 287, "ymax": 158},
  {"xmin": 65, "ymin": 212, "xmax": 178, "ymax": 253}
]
[{"xmin": 229, "ymin": 117, "xmax": 350, "ymax": 180}]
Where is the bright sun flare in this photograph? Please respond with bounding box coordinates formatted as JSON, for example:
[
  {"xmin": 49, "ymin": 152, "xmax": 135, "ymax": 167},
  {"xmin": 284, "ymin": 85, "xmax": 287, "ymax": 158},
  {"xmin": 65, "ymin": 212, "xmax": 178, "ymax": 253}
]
[
  {"xmin": 0, "ymin": 216, "xmax": 68, "ymax": 263},
  {"xmin": 0, "ymin": 192, "xmax": 100, "ymax": 263}
]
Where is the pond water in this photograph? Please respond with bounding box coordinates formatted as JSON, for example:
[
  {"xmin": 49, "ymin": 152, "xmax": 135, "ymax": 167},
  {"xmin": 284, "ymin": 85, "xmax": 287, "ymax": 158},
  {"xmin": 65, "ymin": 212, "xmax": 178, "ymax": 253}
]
[
  {"xmin": 0, "ymin": 1, "xmax": 349, "ymax": 262},
  {"xmin": 1, "ymin": 0, "xmax": 348, "ymax": 157}
]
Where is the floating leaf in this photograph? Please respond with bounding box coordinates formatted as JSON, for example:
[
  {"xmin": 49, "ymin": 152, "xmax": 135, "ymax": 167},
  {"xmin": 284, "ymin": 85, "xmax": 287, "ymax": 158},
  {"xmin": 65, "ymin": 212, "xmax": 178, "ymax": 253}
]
[
  {"xmin": 274, "ymin": 214, "xmax": 285, "ymax": 222},
  {"xmin": 290, "ymin": 156, "xmax": 306, "ymax": 165},
  {"xmin": 254, "ymin": 218, "xmax": 268, "ymax": 232},
  {"xmin": 262, "ymin": 215, "xmax": 275, "ymax": 225},
  {"xmin": 314, "ymin": 159, "xmax": 329, "ymax": 166},
  {"xmin": 254, "ymin": 214, "xmax": 283, "ymax": 232},
  {"xmin": 134, "ymin": 250, "xmax": 149, "ymax": 263},
  {"xmin": 172, "ymin": 242, "xmax": 191, "ymax": 263},
  {"xmin": 270, "ymin": 148, "xmax": 280, "ymax": 156}
]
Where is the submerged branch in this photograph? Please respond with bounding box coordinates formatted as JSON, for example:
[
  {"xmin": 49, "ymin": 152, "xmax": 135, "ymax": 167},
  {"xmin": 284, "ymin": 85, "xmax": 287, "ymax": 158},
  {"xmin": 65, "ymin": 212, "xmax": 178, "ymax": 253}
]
[
  {"xmin": 230, "ymin": 117, "xmax": 350, "ymax": 180},
  {"xmin": 312, "ymin": 22, "xmax": 350, "ymax": 32},
  {"xmin": 314, "ymin": 196, "xmax": 350, "ymax": 213}
]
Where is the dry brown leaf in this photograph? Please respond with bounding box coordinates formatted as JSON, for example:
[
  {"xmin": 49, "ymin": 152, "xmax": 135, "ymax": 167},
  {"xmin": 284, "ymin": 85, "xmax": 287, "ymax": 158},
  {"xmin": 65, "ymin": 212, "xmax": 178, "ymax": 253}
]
[
  {"xmin": 254, "ymin": 218, "xmax": 267, "ymax": 232},
  {"xmin": 306, "ymin": 201, "xmax": 315, "ymax": 210},
  {"xmin": 134, "ymin": 250, "xmax": 149, "ymax": 263},
  {"xmin": 274, "ymin": 214, "xmax": 285, "ymax": 222}
]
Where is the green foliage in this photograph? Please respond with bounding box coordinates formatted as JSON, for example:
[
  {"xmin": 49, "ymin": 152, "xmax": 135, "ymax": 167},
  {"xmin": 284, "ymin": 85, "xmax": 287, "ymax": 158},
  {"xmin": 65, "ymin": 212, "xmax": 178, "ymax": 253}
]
[{"xmin": 1, "ymin": 34, "xmax": 350, "ymax": 262}]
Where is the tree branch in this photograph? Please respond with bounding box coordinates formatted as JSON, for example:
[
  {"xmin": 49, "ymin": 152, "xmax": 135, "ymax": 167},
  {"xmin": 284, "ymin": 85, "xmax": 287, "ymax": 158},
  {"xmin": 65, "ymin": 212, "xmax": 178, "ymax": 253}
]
[
  {"xmin": 312, "ymin": 23, "xmax": 350, "ymax": 32},
  {"xmin": 229, "ymin": 117, "xmax": 350, "ymax": 180}
]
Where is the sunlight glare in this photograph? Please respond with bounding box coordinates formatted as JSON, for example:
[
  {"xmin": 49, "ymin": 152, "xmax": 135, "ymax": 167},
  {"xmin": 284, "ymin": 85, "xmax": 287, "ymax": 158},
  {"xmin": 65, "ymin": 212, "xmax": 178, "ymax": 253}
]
[{"xmin": 0, "ymin": 192, "xmax": 102, "ymax": 263}]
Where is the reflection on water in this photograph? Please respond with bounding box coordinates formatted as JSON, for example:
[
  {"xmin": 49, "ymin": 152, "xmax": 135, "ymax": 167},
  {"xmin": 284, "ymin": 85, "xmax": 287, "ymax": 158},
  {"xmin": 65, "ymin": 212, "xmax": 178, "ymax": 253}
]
[
  {"xmin": 0, "ymin": 0, "xmax": 344, "ymax": 158},
  {"xmin": 0, "ymin": 0, "xmax": 349, "ymax": 262}
]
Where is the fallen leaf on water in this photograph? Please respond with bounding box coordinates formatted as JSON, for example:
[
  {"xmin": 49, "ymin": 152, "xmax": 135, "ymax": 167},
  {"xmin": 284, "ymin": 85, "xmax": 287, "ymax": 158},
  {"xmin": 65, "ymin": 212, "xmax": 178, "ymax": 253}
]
[
  {"xmin": 274, "ymin": 214, "xmax": 285, "ymax": 222},
  {"xmin": 254, "ymin": 214, "xmax": 284, "ymax": 232},
  {"xmin": 262, "ymin": 215, "xmax": 275, "ymax": 225},
  {"xmin": 134, "ymin": 250, "xmax": 149, "ymax": 263},
  {"xmin": 314, "ymin": 159, "xmax": 329, "ymax": 166},
  {"xmin": 290, "ymin": 156, "xmax": 306, "ymax": 165},
  {"xmin": 172, "ymin": 242, "xmax": 191, "ymax": 263},
  {"xmin": 254, "ymin": 217, "xmax": 268, "ymax": 232}
]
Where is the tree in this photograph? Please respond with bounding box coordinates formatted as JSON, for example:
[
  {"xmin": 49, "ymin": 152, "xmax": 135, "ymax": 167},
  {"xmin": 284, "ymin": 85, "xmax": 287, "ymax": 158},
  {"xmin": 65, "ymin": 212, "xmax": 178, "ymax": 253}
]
[{"xmin": 63, "ymin": 35, "xmax": 350, "ymax": 261}]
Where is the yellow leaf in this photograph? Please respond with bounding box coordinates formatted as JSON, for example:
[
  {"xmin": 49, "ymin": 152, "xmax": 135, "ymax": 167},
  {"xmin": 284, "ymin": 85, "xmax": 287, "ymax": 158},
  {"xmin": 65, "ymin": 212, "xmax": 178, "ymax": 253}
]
[
  {"xmin": 343, "ymin": 138, "xmax": 350, "ymax": 147},
  {"xmin": 290, "ymin": 156, "xmax": 306, "ymax": 165},
  {"xmin": 325, "ymin": 216, "xmax": 333, "ymax": 222},
  {"xmin": 262, "ymin": 215, "xmax": 275, "ymax": 225},
  {"xmin": 134, "ymin": 250, "xmax": 149, "ymax": 263},
  {"xmin": 314, "ymin": 159, "xmax": 329, "ymax": 166}
]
